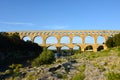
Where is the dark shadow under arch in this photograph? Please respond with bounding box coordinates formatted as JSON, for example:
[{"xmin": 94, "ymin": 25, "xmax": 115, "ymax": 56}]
[
  {"xmin": 85, "ymin": 45, "xmax": 93, "ymax": 51},
  {"xmin": 97, "ymin": 45, "xmax": 104, "ymax": 51}
]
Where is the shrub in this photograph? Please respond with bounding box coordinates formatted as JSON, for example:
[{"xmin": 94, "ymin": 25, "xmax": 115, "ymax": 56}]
[
  {"xmin": 107, "ymin": 71, "xmax": 120, "ymax": 80},
  {"xmin": 8, "ymin": 64, "xmax": 23, "ymax": 77},
  {"xmin": 106, "ymin": 33, "xmax": 120, "ymax": 48},
  {"xmin": 106, "ymin": 37, "xmax": 115, "ymax": 48},
  {"xmin": 32, "ymin": 48, "xmax": 55, "ymax": 66},
  {"xmin": 72, "ymin": 64, "xmax": 86, "ymax": 80},
  {"xmin": 117, "ymin": 47, "xmax": 120, "ymax": 57},
  {"xmin": 72, "ymin": 72, "xmax": 85, "ymax": 80}
]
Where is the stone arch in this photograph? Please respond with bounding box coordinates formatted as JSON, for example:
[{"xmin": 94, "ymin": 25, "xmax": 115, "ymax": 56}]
[
  {"xmin": 73, "ymin": 45, "xmax": 81, "ymax": 53},
  {"xmin": 47, "ymin": 46, "xmax": 57, "ymax": 50},
  {"xmin": 97, "ymin": 45, "xmax": 104, "ymax": 51},
  {"xmin": 61, "ymin": 46, "xmax": 70, "ymax": 56},
  {"xmin": 60, "ymin": 36, "xmax": 70, "ymax": 44},
  {"xmin": 85, "ymin": 36, "xmax": 94, "ymax": 44},
  {"xmin": 61, "ymin": 46, "xmax": 69, "ymax": 50},
  {"xmin": 97, "ymin": 36, "xmax": 105, "ymax": 44},
  {"xmin": 23, "ymin": 36, "xmax": 31, "ymax": 42},
  {"xmin": 46, "ymin": 36, "xmax": 58, "ymax": 44},
  {"xmin": 85, "ymin": 45, "xmax": 93, "ymax": 51},
  {"xmin": 73, "ymin": 46, "xmax": 81, "ymax": 50},
  {"xmin": 34, "ymin": 36, "xmax": 43, "ymax": 44},
  {"xmin": 72, "ymin": 36, "xmax": 82, "ymax": 44}
]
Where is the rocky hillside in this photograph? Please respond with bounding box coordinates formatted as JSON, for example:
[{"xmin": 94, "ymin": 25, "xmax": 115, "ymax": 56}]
[{"xmin": 1, "ymin": 47, "xmax": 120, "ymax": 80}]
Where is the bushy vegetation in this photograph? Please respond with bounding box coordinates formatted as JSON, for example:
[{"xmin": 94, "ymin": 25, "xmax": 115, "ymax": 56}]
[
  {"xmin": 0, "ymin": 32, "xmax": 42, "ymax": 65},
  {"xmin": 72, "ymin": 64, "xmax": 86, "ymax": 80},
  {"xmin": 107, "ymin": 71, "xmax": 120, "ymax": 80},
  {"xmin": 32, "ymin": 47, "xmax": 55, "ymax": 66},
  {"xmin": 9, "ymin": 64, "xmax": 23, "ymax": 77},
  {"xmin": 106, "ymin": 33, "xmax": 120, "ymax": 48},
  {"xmin": 70, "ymin": 49, "xmax": 110, "ymax": 60}
]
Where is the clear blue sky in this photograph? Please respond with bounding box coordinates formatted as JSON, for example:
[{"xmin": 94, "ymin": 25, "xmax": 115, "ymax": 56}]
[{"xmin": 0, "ymin": 0, "xmax": 120, "ymax": 32}]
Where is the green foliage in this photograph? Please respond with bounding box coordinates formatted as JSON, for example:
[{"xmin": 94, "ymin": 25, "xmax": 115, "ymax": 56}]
[
  {"xmin": 0, "ymin": 32, "xmax": 42, "ymax": 65},
  {"xmin": 106, "ymin": 33, "xmax": 120, "ymax": 48},
  {"xmin": 95, "ymin": 64, "xmax": 106, "ymax": 72},
  {"xmin": 106, "ymin": 37, "xmax": 115, "ymax": 48},
  {"xmin": 8, "ymin": 64, "xmax": 23, "ymax": 77},
  {"xmin": 72, "ymin": 72, "xmax": 85, "ymax": 80},
  {"xmin": 113, "ymin": 33, "xmax": 120, "ymax": 46},
  {"xmin": 32, "ymin": 47, "xmax": 55, "ymax": 66},
  {"xmin": 73, "ymin": 49, "xmax": 81, "ymax": 54},
  {"xmin": 9, "ymin": 64, "xmax": 22, "ymax": 69},
  {"xmin": 117, "ymin": 52, "xmax": 120, "ymax": 57},
  {"xmin": 72, "ymin": 64, "xmax": 86, "ymax": 80},
  {"xmin": 107, "ymin": 71, "xmax": 120, "ymax": 80},
  {"xmin": 25, "ymin": 72, "xmax": 36, "ymax": 80},
  {"xmin": 97, "ymin": 46, "xmax": 104, "ymax": 51},
  {"xmin": 71, "ymin": 49, "xmax": 110, "ymax": 60},
  {"xmin": 80, "ymin": 64, "xmax": 86, "ymax": 72},
  {"xmin": 117, "ymin": 47, "xmax": 120, "ymax": 57}
]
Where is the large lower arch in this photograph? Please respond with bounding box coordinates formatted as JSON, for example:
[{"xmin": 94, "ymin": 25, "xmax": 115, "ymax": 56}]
[
  {"xmin": 46, "ymin": 36, "xmax": 58, "ymax": 44},
  {"xmin": 47, "ymin": 46, "xmax": 58, "ymax": 58},
  {"xmin": 97, "ymin": 45, "xmax": 104, "ymax": 51},
  {"xmin": 72, "ymin": 36, "xmax": 82, "ymax": 44},
  {"xmin": 60, "ymin": 36, "xmax": 70, "ymax": 44},
  {"xmin": 34, "ymin": 36, "xmax": 42, "ymax": 44},
  {"xmin": 85, "ymin": 36, "xmax": 94, "ymax": 44},
  {"xmin": 85, "ymin": 45, "xmax": 93, "ymax": 51},
  {"xmin": 73, "ymin": 46, "xmax": 81, "ymax": 53},
  {"xmin": 61, "ymin": 46, "xmax": 69, "ymax": 50},
  {"xmin": 97, "ymin": 36, "xmax": 105, "ymax": 44},
  {"xmin": 61, "ymin": 46, "xmax": 70, "ymax": 56},
  {"xmin": 47, "ymin": 46, "xmax": 57, "ymax": 50},
  {"xmin": 73, "ymin": 46, "xmax": 81, "ymax": 50},
  {"xmin": 23, "ymin": 36, "xmax": 31, "ymax": 42}
]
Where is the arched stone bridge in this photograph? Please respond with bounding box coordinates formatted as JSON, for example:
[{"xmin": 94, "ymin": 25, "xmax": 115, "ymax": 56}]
[{"xmin": 8, "ymin": 30, "xmax": 120, "ymax": 52}]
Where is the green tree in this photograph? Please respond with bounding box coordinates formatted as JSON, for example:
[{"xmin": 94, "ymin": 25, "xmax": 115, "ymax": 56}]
[
  {"xmin": 32, "ymin": 47, "xmax": 55, "ymax": 66},
  {"xmin": 113, "ymin": 33, "xmax": 120, "ymax": 47},
  {"xmin": 106, "ymin": 33, "xmax": 120, "ymax": 48},
  {"xmin": 106, "ymin": 37, "xmax": 115, "ymax": 48},
  {"xmin": 0, "ymin": 32, "xmax": 42, "ymax": 65}
]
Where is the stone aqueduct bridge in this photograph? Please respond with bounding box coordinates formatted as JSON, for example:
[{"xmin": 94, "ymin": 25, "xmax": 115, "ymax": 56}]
[{"xmin": 8, "ymin": 30, "xmax": 120, "ymax": 52}]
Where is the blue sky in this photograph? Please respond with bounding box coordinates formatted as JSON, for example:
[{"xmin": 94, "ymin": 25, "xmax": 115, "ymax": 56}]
[{"xmin": 0, "ymin": 0, "xmax": 120, "ymax": 31}]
